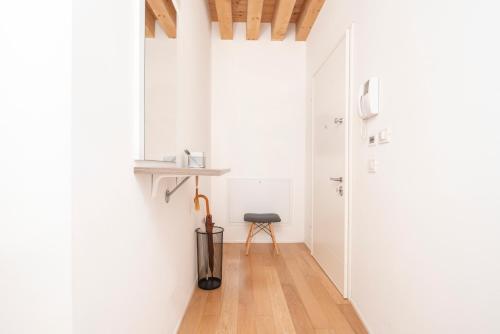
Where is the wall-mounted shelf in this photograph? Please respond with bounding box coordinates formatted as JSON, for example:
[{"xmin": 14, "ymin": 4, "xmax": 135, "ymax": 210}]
[
  {"xmin": 134, "ymin": 160, "xmax": 230, "ymax": 202},
  {"xmin": 134, "ymin": 160, "xmax": 230, "ymax": 176}
]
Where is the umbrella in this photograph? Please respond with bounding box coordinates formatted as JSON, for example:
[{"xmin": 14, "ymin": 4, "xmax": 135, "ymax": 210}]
[{"xmin": 194, "ymin": 177, "xmax": 215, "ymax": 277}]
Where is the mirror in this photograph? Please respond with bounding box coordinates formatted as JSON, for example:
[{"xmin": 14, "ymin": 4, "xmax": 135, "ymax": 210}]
[{"xmin": 144, "ymin": 0, "xmax": 178, "ymax": 161}]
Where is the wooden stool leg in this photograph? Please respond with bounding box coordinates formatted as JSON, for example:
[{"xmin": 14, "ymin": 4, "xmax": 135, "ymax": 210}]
[
  {"xmin": 245, "ymin": 223, "xmax": 255, "ymax": 255},
  {"xmin": 269, "ymin": 223, "xmax": 279, "ymax": 255}
]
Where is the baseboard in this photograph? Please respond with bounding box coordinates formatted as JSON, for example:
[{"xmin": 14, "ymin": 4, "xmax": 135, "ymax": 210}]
[
  {"xmin": 303, "ymin": 240, "xmax": 312, "ymax": 252},
  {"xmin": 350, "ymin": 298, "xmax": 372, "ymax": 333},
  {"xmin": 173, "ymin": 277, "xmax": 198, "ymax": 333}
]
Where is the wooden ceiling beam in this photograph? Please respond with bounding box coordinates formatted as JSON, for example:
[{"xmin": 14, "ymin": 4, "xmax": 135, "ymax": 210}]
[
  {"xmin": 146, "ymin": 0, "xmax": 176, "ymax": 38},
  {"xmin": 246, "ymin": 0, "xmax": 264, "ymax": 40},
  {"xmin": 215, "ymin": 0, "xmax": 233, "ymax": 40},
  {"xmin": 271, "ymin": 0, "xmax": 296, "ymax": 41},
  {"xmin": 145, "ymin": 4, "xmax": 156, "ymax": 38},
  {"xmin": 295, "ymin": 0, "xmax": 325, "ymax": 41}
]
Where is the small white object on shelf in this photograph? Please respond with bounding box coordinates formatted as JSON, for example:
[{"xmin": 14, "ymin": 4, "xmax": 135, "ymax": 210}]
[{"xmin": 187, "ymin": 152, "xmax": 206, "ymax": 168}]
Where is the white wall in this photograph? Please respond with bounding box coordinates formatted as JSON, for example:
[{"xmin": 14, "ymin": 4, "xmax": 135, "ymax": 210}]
[
  {"xmin": 0, "ymin": 1, "xmax": 72, "ymax": 333},
  {"xmin": 307, "ymin": 0, "xmax": 500, "ymax": 333},
  {"xmin": 145, "ymin": 23, "xmax": 177, "ymax": 160},
  {"xmin": 211, "ymin": 23, "xmax": 307, "ymax": 242},
  {"xmin": 72, "ymin": 0, "xmax": 211, "ymax": 333}
]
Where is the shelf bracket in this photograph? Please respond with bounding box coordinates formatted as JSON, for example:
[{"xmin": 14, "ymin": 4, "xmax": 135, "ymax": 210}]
[
  {"xmin": 165, "ymin": 176, "xmax": 191, "ymax": 203},
  {"xmin": 151, "ymin": 174, "xmax": 191, "ymax": 203}
]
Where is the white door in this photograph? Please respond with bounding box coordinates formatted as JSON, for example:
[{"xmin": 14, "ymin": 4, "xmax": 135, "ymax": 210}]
[{"xmin": 312, "ymin": 33, "xmax": 350, "ymax": 297}]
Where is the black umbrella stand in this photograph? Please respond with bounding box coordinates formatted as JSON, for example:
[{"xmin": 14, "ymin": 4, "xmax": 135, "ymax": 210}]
[{"xmin": 195, "ymin": 226, "xmax": 224, "ymax": 290}]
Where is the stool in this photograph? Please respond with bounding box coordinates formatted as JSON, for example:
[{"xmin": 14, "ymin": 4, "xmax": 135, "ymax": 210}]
[{"xmin": 244, "ymin": 213, "xmax": 281, "ymax": 255}]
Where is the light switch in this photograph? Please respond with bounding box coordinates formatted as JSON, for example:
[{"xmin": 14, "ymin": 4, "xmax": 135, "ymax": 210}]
[
  {"xmin": 368, "ymin": 159, "xmax": 378, "ymax": 173},
  {"xmin": 378, "ymin": 128, "xmax": 391, "ymax": 144}
]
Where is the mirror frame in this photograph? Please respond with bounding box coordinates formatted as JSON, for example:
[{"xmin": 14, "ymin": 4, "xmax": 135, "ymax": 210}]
[{"xmin": 135, "ymin": 0, "xmax": 179, "ymax": 161}]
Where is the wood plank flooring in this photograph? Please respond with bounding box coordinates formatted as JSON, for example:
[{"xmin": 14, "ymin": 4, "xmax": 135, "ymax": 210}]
[{"xmin": 178, "ymin": 243, "xmax": 367, "ymax": 334}]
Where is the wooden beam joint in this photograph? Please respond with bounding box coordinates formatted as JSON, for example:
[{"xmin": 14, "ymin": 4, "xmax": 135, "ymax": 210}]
[
  {"xmin": 147, "ymin": 0, "xmax": 177, "ymax": 38},
  {"xmin": 271, "ymin": 0, "xmax": 296, "ymax": 41},
  {"xmin": 215, "ymin": 0, "xmax": 233, "ymax": 40},
  {"xmin": 246, "ymin": 0, "xmax": 264, "ymax": 40},
  {"xmin": 145, "ymin": 3, "xmax": 156, "ymax": 38},
  {"xmin": 295, "ymin": 0, "xmax": 325, "ymax": 41}
]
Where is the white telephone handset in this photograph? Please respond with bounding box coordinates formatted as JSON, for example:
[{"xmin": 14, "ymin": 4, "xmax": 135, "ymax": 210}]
[{"xmin": 358, "ymin": 78, "xmax": 379, "ymax": 120}]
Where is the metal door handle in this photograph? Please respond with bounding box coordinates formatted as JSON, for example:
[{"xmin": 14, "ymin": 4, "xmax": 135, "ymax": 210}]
[{"xmin": 329, "ymin": 177, "xmax": 343, "ymax": 183}]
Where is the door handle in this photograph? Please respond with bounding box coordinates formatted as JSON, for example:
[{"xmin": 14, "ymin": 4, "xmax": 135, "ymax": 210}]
[{"xmin": 329, "ymin": 177, "xmax": 343, "ymax": 183}]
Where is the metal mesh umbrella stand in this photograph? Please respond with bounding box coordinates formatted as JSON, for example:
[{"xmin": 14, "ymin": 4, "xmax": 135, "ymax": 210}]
[{"xmin": 196, "ymin": 225, "xmax": 224, "ymax": 290}]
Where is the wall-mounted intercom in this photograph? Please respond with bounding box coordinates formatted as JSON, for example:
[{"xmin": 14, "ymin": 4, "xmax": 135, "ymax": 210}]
[{"xmin": 358, "ymin": 77, "xmax": 379, "ymax": 120}]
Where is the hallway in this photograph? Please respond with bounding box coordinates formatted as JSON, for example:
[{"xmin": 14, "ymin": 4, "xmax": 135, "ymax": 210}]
[{"xmin": 179, "ymin": 243, "xmax": 367, "ymax": 333}]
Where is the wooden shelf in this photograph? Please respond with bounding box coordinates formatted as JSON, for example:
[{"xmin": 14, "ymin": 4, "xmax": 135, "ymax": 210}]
[
  {"xmin": 134, "ymin": 160, "xmax": 230, "ymax": 176},
  {"xmin": 134, "ymin": 160, "xmax": 230, "ymax": 202}
]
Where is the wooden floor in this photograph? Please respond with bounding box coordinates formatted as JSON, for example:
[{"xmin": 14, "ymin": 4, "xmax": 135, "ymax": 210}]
[{"xmin": 178, "ymin": 243, "xmax": 367, "ymax": 334}]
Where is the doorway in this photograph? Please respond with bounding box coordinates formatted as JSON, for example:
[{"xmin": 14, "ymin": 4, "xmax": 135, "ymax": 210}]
[{"xmin": 312, "ymin": 29, "xmax": 352, "ymax": 298}]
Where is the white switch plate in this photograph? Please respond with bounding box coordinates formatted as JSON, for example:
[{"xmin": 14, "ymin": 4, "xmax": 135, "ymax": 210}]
[
  {"xmin": 378, "ymin": 128, "xmax": 391, "ymax": 144},
  {"xmin": 368, "ymin": 159, "xmax": 378, "ymax": 173}
]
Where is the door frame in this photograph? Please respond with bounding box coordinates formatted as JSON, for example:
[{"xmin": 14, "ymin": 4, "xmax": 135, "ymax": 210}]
[{"xmin": 310, "ymin": 26, "xmax": 354, "ymax": 299}]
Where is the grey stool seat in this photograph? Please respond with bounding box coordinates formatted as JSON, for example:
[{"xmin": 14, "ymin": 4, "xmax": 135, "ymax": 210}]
[
  {"xmin": 244, "ymin": 213, "xmax": 281, "ymax": 255},
  {"xmin": 244, "ymin": 213, "xmax": 281, "ymax": 224}
]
